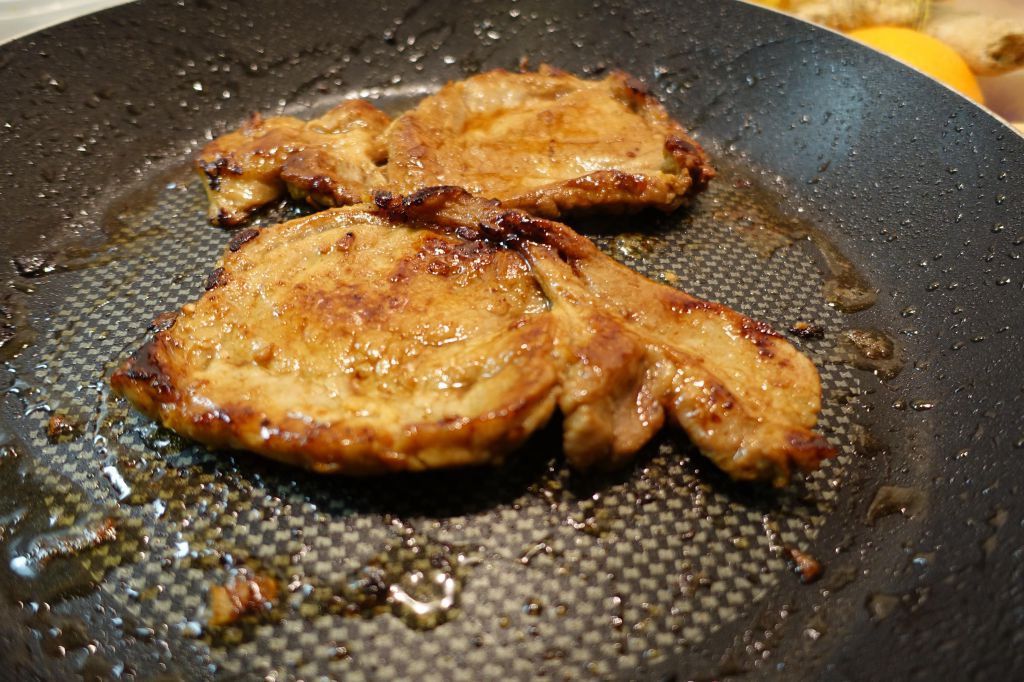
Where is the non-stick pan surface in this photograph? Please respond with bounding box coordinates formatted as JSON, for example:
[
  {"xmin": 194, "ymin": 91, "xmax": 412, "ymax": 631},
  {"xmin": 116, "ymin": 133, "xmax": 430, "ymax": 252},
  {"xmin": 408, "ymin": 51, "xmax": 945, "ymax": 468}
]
[{"xmin": 0, "ymin": 0, "xmax": 1021, "ymax": 679}]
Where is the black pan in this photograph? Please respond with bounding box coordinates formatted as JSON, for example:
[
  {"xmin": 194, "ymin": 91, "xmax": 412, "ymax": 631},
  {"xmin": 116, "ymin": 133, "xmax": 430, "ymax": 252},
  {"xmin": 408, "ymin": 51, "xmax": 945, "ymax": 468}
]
[{"xmin": 1, "ymin": 0, "xmax": 1021, "ymax": 679}]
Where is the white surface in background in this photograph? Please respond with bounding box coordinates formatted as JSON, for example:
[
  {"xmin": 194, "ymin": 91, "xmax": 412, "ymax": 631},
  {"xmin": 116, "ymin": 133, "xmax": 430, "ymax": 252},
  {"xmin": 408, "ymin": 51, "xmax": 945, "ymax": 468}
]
[
  {"xmin": 972, "ymin": 0, "xmax": 1024, "ymax": 121},
  {"xmin": 0, "ymin": 0, "xmax": 131, "ymax": 44}
]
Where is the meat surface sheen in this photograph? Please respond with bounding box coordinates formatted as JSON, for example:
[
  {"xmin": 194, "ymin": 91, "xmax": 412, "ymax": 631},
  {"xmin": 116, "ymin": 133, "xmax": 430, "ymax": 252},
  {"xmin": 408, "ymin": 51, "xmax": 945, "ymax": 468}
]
[
  {"xmin": 112, "ymin": 205, "xmax": 563, "ymax": 472},
  {"xmin": 376, "ymin": 188, "xmax": 833, "ymax": 485},
  {"xmin": 194, "ymin": 66, "xmax": 714, "ymax": 226},
  {"xmin": 196, "ymin": 100, "xmax": 390, "ymax": 226},
  {"xmin": 112, "ymin": 189, "xmax": 830, "ymax": 485},
  {"xmin": 386, "ymin": 66, "xmax": 715, "ymax": 218}
]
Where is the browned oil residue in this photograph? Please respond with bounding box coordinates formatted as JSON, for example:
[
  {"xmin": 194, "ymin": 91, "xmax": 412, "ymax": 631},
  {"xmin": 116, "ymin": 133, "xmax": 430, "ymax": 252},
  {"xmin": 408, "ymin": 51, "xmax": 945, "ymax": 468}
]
[
  {"xmin": 712, "ymin": 205, "xmax": 794, "ymax": 259},
  {"xmin": 719, "ymin": 166, "xmax": 877, "ymax": 313},
  {"xmin": 866, "ymin": 485, "xmax": 925, "ymax": 525},
  {"xmin": 840, "ymin": 328, "xmax": 904, "ymax": 380},
  {"xmin": 982, "ymin": 507, "xmax": 1009, "ymax": 558},
  {"xmin": 0, "ymin": 287, "xmax": 36, "ymax": 362},
  {"xmin": 301, "ymin": 519, "xmax": 478, "ymax": 630},
  {"xmin": 788, "ymin": 320, "xmax": 825, "ymax": 339},
  {"xmin": 848, "ymin": 422, "xmax": 888, "ymax": 458},
  {"xmin": 191, "ymin": 556, "xmax": 287, "ymax": 648},
  {"xmin": 866, "ymin": 592, "xmax": 901, "ymax": 621},
  {"xmin": 46, "ymin": 413, "xmax": 79, "ymax": 442},
  {"xmin": 612, "ymin": 232, "xmax": 660, "ymax": 260},
  {"xmin": 10, "ymin": 161, "xmax": 194, "ymax": 281},
  {"xmin": 208, "ymin": 570, "xmax": 280, "ymax": 627},
  {"xmin": 784, "ymin": 547, "xmax": 822, "ymax": 584},
  {"xmin": 0, "ymin": 429, "xmax": 138, "ymax": 605}
]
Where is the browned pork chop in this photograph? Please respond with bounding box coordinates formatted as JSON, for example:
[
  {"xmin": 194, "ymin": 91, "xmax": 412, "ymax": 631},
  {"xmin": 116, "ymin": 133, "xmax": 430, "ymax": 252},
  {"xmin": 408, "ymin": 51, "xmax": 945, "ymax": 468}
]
[
  {"xmin": 377, "ymin": 188, "xmax": 832, "ymax": 485},
  {"xmin": 387, "ymin": 66, "xmax": 715, "ymax": 218},
  {"xmin": 112, "ymin": 189, "xmax": 830, "ymax": 485},
  {"xmin": 196, "ymin": 100, "xmax": 390, "ymax": 226},
  {"xmin": 194, "ymin": 66, "xmax": 714, "ymax": 225}
]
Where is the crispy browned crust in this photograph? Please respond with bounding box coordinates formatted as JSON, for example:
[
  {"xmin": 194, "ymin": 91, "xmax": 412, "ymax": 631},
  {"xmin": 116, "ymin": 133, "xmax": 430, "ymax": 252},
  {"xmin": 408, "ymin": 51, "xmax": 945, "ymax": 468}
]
[
  {"xmin": 195, "ymin": 101, "xmax": 390, "ymax": 226},
  {"xmin": 113, "ymin": 189, "xmax": 830, "ymax": 486},
  {"xmin": 386, "ymin": 65, "xmax": 715, "ymax": 218}
]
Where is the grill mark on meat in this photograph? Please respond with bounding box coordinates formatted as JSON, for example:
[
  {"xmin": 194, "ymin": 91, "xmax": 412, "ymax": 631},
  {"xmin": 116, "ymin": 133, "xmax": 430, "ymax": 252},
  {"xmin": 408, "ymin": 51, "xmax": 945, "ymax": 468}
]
[
  {"xmin": 228, "ymin": 228, "xmax": 260, "ymax": 252},
  {"xmin": 204, "ymin": 267, "xmax": 228, "ymax": 291},
  {"xmin": 147, "ymin": 311, "xmax": 179, "ymax": 333},
  {"xmin": 198, "ymin": 157, "xmax": 245, "ymax": 191},
  {"xmin": 706, "ymin": 382, "xmax": 736, "ymax": 420}
]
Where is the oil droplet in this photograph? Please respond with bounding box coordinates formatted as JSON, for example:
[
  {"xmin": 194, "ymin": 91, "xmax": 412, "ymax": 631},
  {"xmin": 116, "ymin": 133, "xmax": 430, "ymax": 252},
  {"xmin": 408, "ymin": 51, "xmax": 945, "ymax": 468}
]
[
  {"xmin": 312, "ymin": 525, "xmax": 477, "ymax": 631},
  {"xmin": 866, "ymin": 486, "xmax": 924, "ymax": 524},
  {"xmin": 840, "ymin": 329, "xmax": 903, "ymax": 380},
  {"xmin": 911, "ymin": 552, "xmax": 935, "ymax": 568},
  {"xmin": 612, "ymin": 233, "xmax": 659, "ymax": 260},
  {"xmin": 866, "ymin": 593, "xmax": 900, "ymax": 621}
]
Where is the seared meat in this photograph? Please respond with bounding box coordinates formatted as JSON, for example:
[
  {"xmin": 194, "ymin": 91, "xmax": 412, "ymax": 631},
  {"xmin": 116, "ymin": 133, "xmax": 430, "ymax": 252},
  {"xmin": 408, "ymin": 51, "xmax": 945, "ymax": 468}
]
[
  {"xmin": 378, "ymin": 188, "xmax": 832, "ymax": 484},
  {"xmin": 195, "ymin": 66, "xmax": 713, "ymax": 225},
  {"xmin": 112, "ymin": 188, "xmax": 830, "ymax": 486},
  {"xmin": 112, "ymin": 204, "xmax": 561, "ymax": 472},
  {"xmin": 196, "ymin": 100, "xmax": 390, "ymax": 226},
  {"xmin": 387, "ymin": 66, "xmax": 715, "ymax": 218}
]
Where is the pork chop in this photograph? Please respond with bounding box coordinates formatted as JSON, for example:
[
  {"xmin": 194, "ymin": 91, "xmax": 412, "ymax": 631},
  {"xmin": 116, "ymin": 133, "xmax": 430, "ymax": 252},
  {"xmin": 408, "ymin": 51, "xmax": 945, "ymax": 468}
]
[
  {"xmin": 194, "ymin": 66, "xmax": 714, "ymax": 225},
  {"xmin": 386, "ymin": 66, "xmax": 715, "ymax": 218},
  {"xmin": 112, "ymin": 189, "xmax": 830, "ymax": 485},
  {"xmin": 377, "ymin": 188, "xmax": 832, "ymax": 485},
  {"xmin": 196, "ymin": 100, "xmax": 390, "ymax": 226}
]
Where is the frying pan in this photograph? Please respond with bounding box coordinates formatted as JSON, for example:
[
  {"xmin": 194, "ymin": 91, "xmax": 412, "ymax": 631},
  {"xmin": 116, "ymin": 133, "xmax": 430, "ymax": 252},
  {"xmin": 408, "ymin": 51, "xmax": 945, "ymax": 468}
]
[{"xmin": 0, "ymin": 0, "xmax": 1022, "ymax": 679}]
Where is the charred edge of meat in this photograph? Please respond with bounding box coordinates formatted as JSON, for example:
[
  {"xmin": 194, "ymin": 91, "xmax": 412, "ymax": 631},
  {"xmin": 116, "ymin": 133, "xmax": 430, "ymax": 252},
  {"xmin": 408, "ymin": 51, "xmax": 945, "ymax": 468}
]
[
  {"xmin": 616, "ymin": 72, "xmax": 651, "ymax": 108},
  {"xmin": 213, "ymin": 207, "xmax": 252, "ymax": 228},
  {"xmin": 197, "ymin": 156, "xmax": 244, "ymax": 192},
  {"xmin": 660, "ymin": 290, "xmax": 784, "ymax": 351},
  {"xmin": 563, "ymin": 169, "xmax": 650, "ymax": 194},
  {"xmin": 374, "ymin": 186, "xmax": 476, "ymax": 216},
  {"xmin": 297, "ymin": 174, "xmax": 339, "ymax": 199},
  {"xmin": 113, "ymin": 341, "xmax": 177, "ymax": 401},
  {"xmin": 664, "ymin": 136, "xmax": 716, "ymax": 191},
  {"xmin": 372, "ymin": 189, "xmax": 396, "ymax": 208},
  {"xmin": 375, "ymin": 187, "xmax": 589, "ymax": 263},
  {"xmin": 662, "ymin": 290, "xmax": 717, "ymax": 315},
  {"xmin": 491, "ymin": 210, "xmax": 591, "ymax": 262},
  {"xmin": 205, "ymin": 267, "xmax": 229, "ymax": 291},
  {"xmin": 147, "ymin": 311, "xmax": 179, "ymax": 334},
  {"xmin": 284, "ymin": 171, "xmax": 360, "ymax": 207},
  {"xmin": 228, "ymin": 228, "xmax": 260, "ymax": 252}
]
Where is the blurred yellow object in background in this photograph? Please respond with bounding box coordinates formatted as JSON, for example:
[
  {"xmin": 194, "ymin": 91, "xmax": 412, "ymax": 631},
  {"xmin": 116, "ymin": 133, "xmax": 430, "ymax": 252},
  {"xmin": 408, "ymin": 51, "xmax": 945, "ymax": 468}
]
[{"xmin": 847, "ymin": 26, "xmax": 986, "ymax": 104}]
